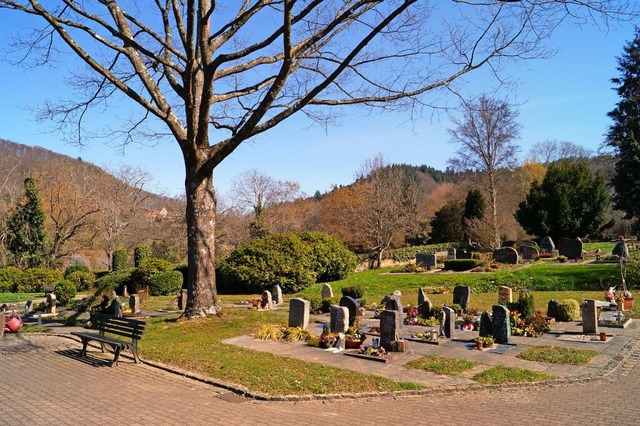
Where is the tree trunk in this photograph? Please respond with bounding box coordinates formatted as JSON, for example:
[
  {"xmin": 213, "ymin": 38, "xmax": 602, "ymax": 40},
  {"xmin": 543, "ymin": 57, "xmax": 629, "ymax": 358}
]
[
  {"xmin": 489, "ymin": 172, "xmax": 500, "ymax": 249},
  {"xmin": 184, "ymin": 158, "xmax": 219, "ymax": 318}
]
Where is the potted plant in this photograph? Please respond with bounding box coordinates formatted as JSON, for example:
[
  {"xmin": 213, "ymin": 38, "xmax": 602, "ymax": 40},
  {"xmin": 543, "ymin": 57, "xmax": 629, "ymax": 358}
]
[
  {"xmin": 616, "ymin": 295, "xmax": 625, "ymax": 311},
  {"xmin": 460, "ymin": 313, "xmax": 476, "ymax": 331},
  {"xmin": 474, "ymin": 335, "xmax": 495, "ymax": 349},
  {"xmin": 345, "ymin": 318, "xmax": 366, "ymax": 349},
  {"xmin": 623, "ymin": 290, "xmax": 634, "ymax": 310}
]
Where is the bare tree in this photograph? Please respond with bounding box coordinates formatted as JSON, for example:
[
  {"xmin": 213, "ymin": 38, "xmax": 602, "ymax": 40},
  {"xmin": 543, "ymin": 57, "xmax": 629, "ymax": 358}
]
[
  {"xmin": 527, "ymin": 140, "xmax": 592, "ymax": 164},
  {"xmin": 0, "ymin": 1, "xmax": 633, "ymax": 317},
  {"xmin": 448, "ymin": 96, "xmax": 521, "ymax": 248}
]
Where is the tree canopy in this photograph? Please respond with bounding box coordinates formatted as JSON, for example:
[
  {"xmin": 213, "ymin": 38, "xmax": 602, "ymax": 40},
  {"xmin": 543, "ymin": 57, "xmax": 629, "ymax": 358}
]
[{"xmin": 515, "ymin": 161, "xmax": 610, "ymax": 241}]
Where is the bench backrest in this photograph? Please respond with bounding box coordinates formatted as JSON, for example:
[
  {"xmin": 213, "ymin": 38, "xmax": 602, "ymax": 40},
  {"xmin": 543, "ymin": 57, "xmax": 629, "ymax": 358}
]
[{"xmin": 91, "ymin": 313, "xmax": 146, "ymax": 341}]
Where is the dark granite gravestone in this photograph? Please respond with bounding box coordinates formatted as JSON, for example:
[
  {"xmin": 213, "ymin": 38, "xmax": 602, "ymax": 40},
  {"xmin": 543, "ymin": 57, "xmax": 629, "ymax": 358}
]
[
  {"xmin": 540, "ymin": 236, "xmax": 555, "ymax": 253},
  {"xmin": 110, "ymin": 295, "xmax": 122, "ymax": 318},
  {"xmin": 521, "ymin": 239, "xmax": 538, "ymax": 248},
  {"xmin": 272, "ymin": 284, "xmax": 283, "ymax": 305},
  {"xmin": 447, "ymin": 248, "xmax": 457, "ymax": 259},
  {"xmin": 491, "ymin": 305, "xmax": 511, "ymax": 344},
  {"xmin": 457, "ymin": 251, "xmax": 473, "ymax": 260},
  {"xmin": 419, "ymin": 297, "xmax": 433, "ymax": 318},
  {"xmin": 479, "ymin": 311, "xmax": 493, "ymax": 337},
  {"xmin": 498, "ymin": 286, "xmax": 512, "ymax": 305},
  {"xmin": 339, "ymin": 296, "xmax": 360, "ymax": 327},
  {"xmin": 518, "ymin": 245, "xmax": 539, "ymax": 261},
  {"xmin": 416, "ymin": 253, "xmax": 437, "ymax": 269},
  {"xmin": 384, "ymin": 293, "xmax": 404, "ymax": 327},
  {"xmin": 453, "ymin": 286, "xmax": 471, "ymax": 310},
  {"xmin": 547, "ymin": 299, "xmax": 560, "ymax": 319},
  {"xmin": 288, "ymin": 298, "xmax": 310, "ymax": 330},
  {"xmin": 493, "ymin": 247, "xmax": 519, "ymax": 264},
  {"xmin": 443, "ymin": 306, "xmax": 455, "ymax": 339},
  {"xmin": 380, "ymin": 310, "xmax": 400, "ymax": 351},
  {"xmin": 321, "ymin": 283, "xmax": 333, "ymax": 299},
  {"xmin": 613, "ymin": 240, "xmax": 630, "ymax": 259},
  {"xmin": 330, "ymin": 305, "xmax": 349, "ymax": 333},
  {"xmin": 418, "ymin": 287, "xmax": 427, "ymax": 306},
  {"xmin": 582, "ymin": 299, "xmax": 598, "ymax": 334},
  {"xmin": 558, "ymin": 237, "xmax": 583, "ymax": 260}
]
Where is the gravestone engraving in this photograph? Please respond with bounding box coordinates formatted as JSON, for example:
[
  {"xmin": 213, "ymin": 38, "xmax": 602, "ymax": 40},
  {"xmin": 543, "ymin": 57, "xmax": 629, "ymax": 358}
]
[
  {"xmin": 479, "ymin": 311, "xmax": 492, "ymax": 337},
  {"xmin": 443, "ymin": 306, "xmax": 455, "ymax": 339},
  {"xmin": 540, "ymin": 236, "xmax": 555, "ymax": 253},
  {"xmin": 453, "ymin": 286, "xmax": 471, "ymax": 310},
  {"xmin": 613, "ymin": 240, "xmax": 630, "ymax": 259},
  {"xmin": 498, "ymin": 286, "xmax": 513, "ymax": 305},
  {"xmin": 492, "ymin": 305, "xmax": 511, "ymax": 344},
  {"xmin": 518, "ymin": 245, "xmax": 539, "ymax": 261},
  {"xmin": 260, "ymin": 290, "xmax": 272, "ymax": 310},
  {"xmin": 416, "ymin": 253, "xmax": 437, "ymax": 269},
  {"xmin": 582, "ymin": 299, "xmax": 598, "ymax": 334},
  {"xmin": 380, "ymin": 310, "xmax": 400, "ymax": 350},
  {"xmin": 46, "ymin": 293, "xmax": 57, "ymax": 315},
  {"xmin": 178, "ymin": 289, "xmax": 188, "ymax": 310},
  {"xmin": 339, "ymin": 296, "xmax": 360, "ymax": 326},
  {"xmin": 447, "ymin": 248, "xmax": 457, "ymax": 260},
  {"xmin": 418, "ymin": 287, "xmax": 427, "ymax": 306},
  {"xmin": 320, "ymin": 283, "xmax": 334, "ymax": 299},
  {"xmin": 288, "ymin": 298, "xmax": 310, "ymax": 330},
  {"xmin": 547, "ymin": 299, "xmax": 560, "ymax": 319},
  {"xmin": 271, "ymin": 284, "xmax": 283, "ymax": 305},
  {"xmin": 558, "ymin": 237, "xmax": 583, "ymax": 260},
  {"xmin": 330, "ymin": 305, "xmax": 349, "ymax": 333},
  {"xmin": 129, "ymin": 294, "xmax": 141, "ymax": 314},
  {"xmin": 493, "ymin": 247, "xmax": 519, "ymax": 264}
]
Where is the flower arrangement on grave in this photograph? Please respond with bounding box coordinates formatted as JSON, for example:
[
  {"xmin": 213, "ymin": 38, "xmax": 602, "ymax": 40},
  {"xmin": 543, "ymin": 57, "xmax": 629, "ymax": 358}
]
[
  {"xmin": 345, "ymin": 318, "xmax": 366, "ymax": 347},
  {"xmin": 509, "ymin": 310, "xmax": 526, "ymax": 336},
  {"xmin": 411, "ymin": 331, "xmax": 437, "ymax": 341},
  {"xmin": 403, "ymin": 304, "xmax": 431, "ymax": 326},
  {"xmin": 373, "ymin": 305, "xmax": 386, "ymax": 319},
  {"xmin": 458, "ymin": 313, "xmax": 477, "ymax": 330},
  {"xmin": 320, "ymin": 332, "xmax": 338, "ymax": 348},
  {"xmin": 474, "ymin": 335, "xmax": 495, "ymax": 348},
  {"xmin": 358, "ymin": 345, "xmax": 387, "ymax": 357}
]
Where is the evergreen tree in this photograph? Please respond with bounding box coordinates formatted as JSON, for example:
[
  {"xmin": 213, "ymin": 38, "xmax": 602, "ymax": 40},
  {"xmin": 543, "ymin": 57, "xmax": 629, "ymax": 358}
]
[
  {"xmin": 429, "ymin": 201, "xmax": 465, "ymax": 244},
  {"xmin": 515, "ymin": 162, "xmax": 610, "ymax": 241},
  {"xmin": 607, "ymin": 28, "xmax": 640, "ymax": 221},
  {"xmin": 462, "ymin": 189, "xmax": 486, "ymax": 242},
  {"xmin": 6, "ymin": 177, "xmax": 48, "ymax": 268}
]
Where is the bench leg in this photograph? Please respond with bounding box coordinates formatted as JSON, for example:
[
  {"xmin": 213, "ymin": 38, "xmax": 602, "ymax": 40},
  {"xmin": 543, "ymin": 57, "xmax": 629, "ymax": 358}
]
[
  {"xmin": 99, "ymin": 342, "xmax": 107, "ymax": 353},
  {"xmin": 79, "ymin": 338, "xmax": 89, "ymax": 357},
  {"xmin": 132, "ymin": 342, "xmax": 142, "ymax": 364},
  {"xmin": 111, "ymin": 346, "xmax": 122, "ymax": 367}
]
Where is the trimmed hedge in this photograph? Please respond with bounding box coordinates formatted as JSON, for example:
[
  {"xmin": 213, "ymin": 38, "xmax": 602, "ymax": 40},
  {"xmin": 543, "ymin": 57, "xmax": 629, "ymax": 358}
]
[
  {"xmin": 557, "ymin": 299, "xmax": 581, "ymax": 322},
  {"xmin": 64, "ymin": 264, "xmax": 91, "ymax": 277},
  {"xmin": 130, "ymin": 258, "xmax": 174, "ymax": 293},
  {"xmin": 149, "ymin": 270, "xmax": 183, "ymax": 296},
  {"xmin": 22, "ymin": 268, "xmax": 64, "ymax": 293},
  {"xmin": 443, "ymin": 259, "xmax": 482, "ymax": 272},
  {"xmin": 112, "ymin": 249, "xmax": 129, "ymax": 271},
  {"xmin": 94, "ymin": 269, "xmax": 134, "ymax": 295},
  {"xmin": 134, "ymin": 244, "xmax": 153, "ymax": 268},
  {"xmin": 53, "ymin": 279, "xmax": 77, "ymax": 305},
  {"xmin": 66, "ymin": 270, "xmax": 96, "ymax": 291},
  {"xmin": 0, "ymin": 266, "xmax": 26, "ymax": 292}
]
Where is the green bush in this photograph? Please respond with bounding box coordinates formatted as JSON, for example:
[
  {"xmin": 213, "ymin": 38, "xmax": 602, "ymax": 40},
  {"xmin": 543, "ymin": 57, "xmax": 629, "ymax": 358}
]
[
  {"xmin": 64, "ymin": 264, "xmax": 91, "ymax": 277},
  {"xmin": 341, "ymin": 285, "xmax": 364, "ymax": 299},
  {"xmin": 298, "ymin": 232, "xmax": 356, "ymax": 282},
  {"xmin": 0, "ymin": 266, "xmax": 26, "ymax": 292},
  {"xmin": 20, "ymin": 268, "xmax": 64, "ymax": 293},
  {"xmin": 66, "ymin": 270, "xmax": 96, "ymax": 291},
  {"xmin": 134, "ymin": 244, "xmax": 153, "ymax": 267},
  {"xmin": 556, "ymin": 299, "xmax": 581, "ymax": 322},
  {"xmin": 443, "ymin": 259, "xmax": 482, "ymax": 271},
  {"xmin": 53, "ymin": 279, "xmax": 77, "ymax": 305},
  {"xmin": 94, "ymin": 269, "xmax": 134, "ymax": 295},
  {"xmin": 217, "ymin": 233, "xmax": 317, "ymax": 294},
  {"xmin": 112, "ymin": 249, "xmax": 129, "ymax": 271},
  {"xmin": 518, "ymin": 291, "xmax": 535, "ymax": 323},
  {"xmin": 148, "ymin": 271, "xmax": 183, "ymax": 296},
  {"xmin": 547, "ymin": 299, "xmax": 560, "ymax": 319},
  {"xmin": 321, "ymin": 297, "xmax": 339, "ymax": 313},
  {"xmin": 624, "ymin": 258, "xmax": 640, "ymax": 288},
  {"xmin": 130, "ymin": 258, "xmax": 174, "ymax": 293}
]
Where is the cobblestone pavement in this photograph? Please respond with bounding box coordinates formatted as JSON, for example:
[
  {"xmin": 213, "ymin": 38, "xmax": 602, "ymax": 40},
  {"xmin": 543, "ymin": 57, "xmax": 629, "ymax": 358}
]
[{"xmin": 2, "ymin": 333, "xmax": 640, "ymax": 425}]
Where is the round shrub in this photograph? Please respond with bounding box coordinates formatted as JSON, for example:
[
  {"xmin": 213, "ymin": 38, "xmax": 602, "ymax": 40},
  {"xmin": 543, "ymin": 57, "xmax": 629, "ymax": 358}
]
[
  {"xmin": 134, "ymin": 244, "xmax": 153, "ymax": 267},
  {"xmin": 557, "ymin": 299, "xmax": 581, "ymax": 322},
  {"xmin": 66, "ymin": 270, "xmax": 96, "ymax": 291},
  {"xmin": 0, "ymin": 266, "xmax": 26, "ymax": 292},
  {"xmin": 53, "ymin": 279, "xmax": 77, "ymax": 305},
  {"xmin": 130, "ymin": 258, "xmax": 174, "ymax": 292},
  {"xmin": 20, "ymin": 268, "xmax": 64, "ymax": 293},
  {"xmin": 217, "ymin": 233, "xmax": 316, "ymax": 294},
  {"xmin": 94, "ymin": 269, "xmax": 134, "ymax": 296},
  {"xmin": 148, "ymin": 270, "xmax": 183, "ymax": 296},
  {"xmin": 112, "ymin": 249, "xmax": 129, "ymax": 271},
  {"xmin": 298, "ymin": 232, "xmax": 356, "ymax": 282},
  {"xmin": 64, "ymin": 264, "xmax": 91, "ymax": 277}
]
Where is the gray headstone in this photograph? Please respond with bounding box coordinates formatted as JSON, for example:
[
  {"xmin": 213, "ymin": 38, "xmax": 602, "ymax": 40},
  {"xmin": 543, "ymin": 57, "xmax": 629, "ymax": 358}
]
[
  {"xmin": 479, "ymin": 311, "xmax": 492, "ymax": 337},
  {"xmin": 129, "ymin": 294, "xmax": 141, "ymax": 314},
  {"xmin": 452, "ymin": 286, "xmax": 471, "ymax": 310},
  {"xmin": 339, "ymin": 296, "xmax": 360, "ymax": 327},
  {"xmin": 612, "ymin": 240, "xmax": 630, "ymax": 259},
  {"xmin": 380, "ymin": 310, "xmax": 400, "ymax": 350},
  {"xmin": 540, "ymin": 236, "xmax": 555, "ymax": 253},
  {"xmin": 418, "ymin": 287, "xmax": 427, "ymax": 306},
  {"xmin": 547, "ymin": 299, "xmax": 559, "ymax": 319},
  {"xmin": 384, "ymin": 293, "xmax": 404, "ymax": 327},
  {"xmin": 443, "ymin": 306, "xmax": 455, "ymax": 339},
  {"xmin": 46, "ymin": 293, "xmax": 57, "ymax": 315},
  {"xmin": 329, "ymin": 305, "xmax": 349, "ymax": 333},
  {"xmin": 491, "ymin": 305, "xmax": 511, "ymax": 344},
  {"xmin": 447, "ymin": 248, "xmax": 457, "ymax": 260},
  {"xmin": 498, "ymin": 286, "xmax": 513, "ymax": 305},
  {"xmin": 521, "ymin": 239, "xmax": 538, "ymax": 248},
  {"xmin": 518, "ymin": 245, "xmax": 540, "ymax": 261},
  {"xmin": 260, "ymin": 290, "xmax": 272, "ymax": 310},
  {"xmin": 288, "ymin": 298, "xmax": 310, "ymax": 330},
  {"xmin": 493, "ymin": 247, "xmax": 519, "ymax": 264},
  {"xmin": 110, "ymin": 296, "xmax": 122, "ymax": 318},
  {"xmin": 271, "ymin": 284, "xmax": 283, "ymax": 305},
  {"xmin": 416, "ymin": 253, "xmax": 437, "ymax": 269},
  {"xmin": 178, "ymin": 289, "xmax": 188, "ymax": 310},
  {"xmin": 320, "ymin": 283, "xmax": 334, "ymax": 299},
  {"xmin": 582, "ymin": 299, "xmax": 598, "ymax": 334},
  {"xmin": 558, "ymin": 237, "xmax": 583, "ymax": 260}
]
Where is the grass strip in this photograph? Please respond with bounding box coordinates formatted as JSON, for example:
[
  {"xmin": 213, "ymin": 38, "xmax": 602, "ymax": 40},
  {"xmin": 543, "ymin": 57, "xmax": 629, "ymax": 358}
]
[
  {"xmin": 404, "ymin": 355, "xmax": 481, "ymax": 376},
  {"xmin": 472, "ymin": 366, "xmax": 555, "ymax": 384},
  {"xmin": 517, "ymin": 346, "xmax": 597, "ymax": 365}
]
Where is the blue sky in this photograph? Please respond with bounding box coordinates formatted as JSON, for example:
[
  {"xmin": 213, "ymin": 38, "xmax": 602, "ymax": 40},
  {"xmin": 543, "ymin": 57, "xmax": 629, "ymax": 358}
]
[{"xmin": 0, "ymin": 10, "xmax": 635, "ymax": 200}]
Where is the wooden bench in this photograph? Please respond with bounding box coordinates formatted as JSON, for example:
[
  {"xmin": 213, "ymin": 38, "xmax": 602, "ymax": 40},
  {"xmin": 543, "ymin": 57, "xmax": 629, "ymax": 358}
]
[{"xmin": 71, "ymin": 313, "xmax": 146, "ymax": 367}]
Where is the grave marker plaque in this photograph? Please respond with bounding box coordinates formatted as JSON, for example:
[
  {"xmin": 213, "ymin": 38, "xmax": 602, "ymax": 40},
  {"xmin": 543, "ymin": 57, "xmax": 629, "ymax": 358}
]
[
  {"xmin": 330, "ymin": 305, "xmax": 349, "ymax": 333},
  {"xmin": 540, "ymin": 236, "xmax": 555, "ymax": 253},
  {"xmin": 453, "ymin": 286, "xmax": 471, "ymax": 310},
  {"xmin": 558, "ymin": 237, "xmax": 583, "ymax": 260},
  {"xmin": 339, "ymin": 296, "xmax": 360, "ymax": 326},
  {"xmin": 129, "ymin": 294, "xmax": 141, "ymax": 314},
  {"xmin": 260, "ymin": 290, "xmax": 272, "ymax": 310},
  {"xmin": 447, "ymin": 248, "xmax": 457, "ymax": 260},
  {"xmin": 288, "ymin": 298, "xmax": 310, "ymax": 330},
  {"xmin": 321, "ymin": 283, "xmax": 334, "ymax": 299},
  {"xmin": 582, "ymin": 299, "xmax": 598, "ymax": 334},
  {"xmin": 272, "ymin": 284, "xmax": 283, "ymax": 305},
  {"xmin": 498, "ymin": 286, "xmax": 513, "ymax": 305},
  {"xmin": 479, "ymin": 311, "xmax": 492, "ymax": 337},
  {"xmin": 518, "ymin": 245, "xmax": 539, "ymax": 261},
  {"xmin": 380, "ymin": 310, "xmax": 400, "ymax": 350},
  {"xmin": 492, "ymin": 305, "xmax": 511, "ymax": 344},
  {"xmin": 493, "ymin": 247, "xmax": 519, "ymax": 264},
  {"xmin": 613, "ymin": 240, "xmax": 630, "ymax": 259},
  {"xmin": 416, "ymin": 253, "xmax": 437, "ymax": 269},
  {"xmin": 443, "ymin": 306, "xmax": 455, "ymax": 339}
]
